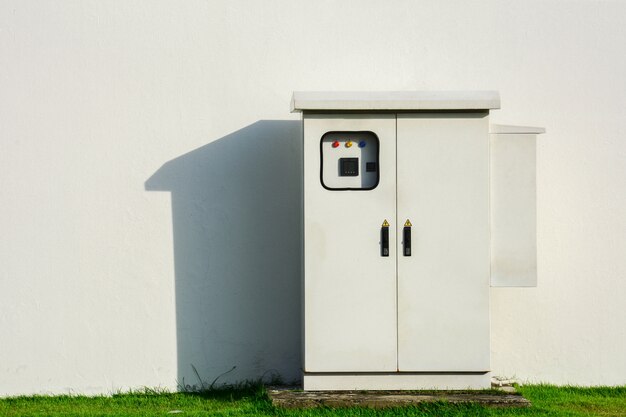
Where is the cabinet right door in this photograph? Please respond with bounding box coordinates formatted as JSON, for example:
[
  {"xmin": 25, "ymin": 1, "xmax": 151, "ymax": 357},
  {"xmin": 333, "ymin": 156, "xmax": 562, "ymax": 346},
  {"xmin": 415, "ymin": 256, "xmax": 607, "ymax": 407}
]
[{"xmin": 396, "ymin": 113, "xmax": 490, "ymax": 372}]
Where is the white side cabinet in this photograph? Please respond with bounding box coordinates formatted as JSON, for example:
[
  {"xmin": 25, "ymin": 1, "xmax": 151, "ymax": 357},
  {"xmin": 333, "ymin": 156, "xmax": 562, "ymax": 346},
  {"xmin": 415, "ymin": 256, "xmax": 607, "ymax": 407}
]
[
  {"xmin": 490, "ymin": 125, "xmax": 545, "ymax": 287},
  {"xmin": 292, "ymin": 92, "xmax": 542, "ymax": 391}
]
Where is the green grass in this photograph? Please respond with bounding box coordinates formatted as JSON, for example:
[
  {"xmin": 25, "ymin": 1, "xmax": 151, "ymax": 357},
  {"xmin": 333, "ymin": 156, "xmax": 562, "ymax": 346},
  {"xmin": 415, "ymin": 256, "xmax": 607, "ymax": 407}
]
[{"xmin": 0, "ymin": 385, "xmax": 625, "ymax": 417}]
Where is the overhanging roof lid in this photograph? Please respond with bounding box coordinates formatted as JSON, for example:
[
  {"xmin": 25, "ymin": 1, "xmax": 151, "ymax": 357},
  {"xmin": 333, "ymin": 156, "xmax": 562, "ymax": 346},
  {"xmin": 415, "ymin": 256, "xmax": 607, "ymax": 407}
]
[
  {"xmin": 291, "ymin": 91, "xmax": 500, "ymax": 112},
  {"xmin": 490, "ymin": 124, "xmax": 546, "ymax": 134}
]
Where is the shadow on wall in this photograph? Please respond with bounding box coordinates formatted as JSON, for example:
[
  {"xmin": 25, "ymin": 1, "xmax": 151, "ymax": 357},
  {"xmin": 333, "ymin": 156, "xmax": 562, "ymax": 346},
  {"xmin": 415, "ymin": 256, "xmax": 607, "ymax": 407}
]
[{"xmin": 145, "ymin": 120, "xmax": 302, "ymax": 388}]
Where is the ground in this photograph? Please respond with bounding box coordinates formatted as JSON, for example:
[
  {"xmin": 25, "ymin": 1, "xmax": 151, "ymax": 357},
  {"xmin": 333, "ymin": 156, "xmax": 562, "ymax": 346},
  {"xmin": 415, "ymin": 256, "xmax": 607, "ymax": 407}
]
[{"xmin": 0, "ymin": 384, "xmax": 625, "ymax": 416}]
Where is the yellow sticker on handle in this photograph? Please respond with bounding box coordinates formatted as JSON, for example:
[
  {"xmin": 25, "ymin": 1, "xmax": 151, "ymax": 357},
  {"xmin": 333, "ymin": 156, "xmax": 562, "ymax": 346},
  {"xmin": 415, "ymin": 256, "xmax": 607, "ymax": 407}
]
[
  {"xmin": 382, "ymin": 219, "xmax": 390, "ymax": 227},
  {"xmin": 404, "ymin": 219, "xmax": 412, "ymax": 227}
]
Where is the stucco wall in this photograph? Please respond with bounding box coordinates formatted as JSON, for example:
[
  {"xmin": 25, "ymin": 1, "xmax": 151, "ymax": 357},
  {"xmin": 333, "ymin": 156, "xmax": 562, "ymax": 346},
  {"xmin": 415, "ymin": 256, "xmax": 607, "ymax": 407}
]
[{"xmin": 1, "ymin": 0, "xmax": 625, "ymax": 395}]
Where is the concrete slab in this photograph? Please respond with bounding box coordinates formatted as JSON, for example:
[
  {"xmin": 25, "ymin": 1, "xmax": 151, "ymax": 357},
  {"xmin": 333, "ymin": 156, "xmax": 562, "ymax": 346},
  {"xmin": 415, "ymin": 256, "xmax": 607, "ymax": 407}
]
[{"xmin": 268, "ymin": 387, "xmax": 531, "ymax": 409}]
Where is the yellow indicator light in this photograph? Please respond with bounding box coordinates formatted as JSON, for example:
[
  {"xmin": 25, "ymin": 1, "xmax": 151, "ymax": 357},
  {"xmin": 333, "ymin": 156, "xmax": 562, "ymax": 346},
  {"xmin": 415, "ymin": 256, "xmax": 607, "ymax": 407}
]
[{"xmin": 345, "ymin": 140, "xmax": 353, "ymax": 148}]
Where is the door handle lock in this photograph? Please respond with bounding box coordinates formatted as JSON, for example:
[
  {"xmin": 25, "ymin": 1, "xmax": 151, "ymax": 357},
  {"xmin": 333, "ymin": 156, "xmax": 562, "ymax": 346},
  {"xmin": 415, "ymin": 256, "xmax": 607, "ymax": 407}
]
[
  {"xmin": 403, "ymin": 219, "xmax": 412, "ymax": 256},
  {"xmin": 381, "ymin": 219, "xmax": 390, "ymax": 257}
]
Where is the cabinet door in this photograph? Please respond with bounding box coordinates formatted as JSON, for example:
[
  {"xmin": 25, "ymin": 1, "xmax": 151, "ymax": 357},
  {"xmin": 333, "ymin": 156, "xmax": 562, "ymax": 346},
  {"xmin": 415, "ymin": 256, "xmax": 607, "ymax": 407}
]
[
  {"xmin": 303, "ymin": 113, "xmax": 397, "ymax": 372},
  {"xmin": 397, "ymin": 113, "xmax": 490, "ymax": 371}
]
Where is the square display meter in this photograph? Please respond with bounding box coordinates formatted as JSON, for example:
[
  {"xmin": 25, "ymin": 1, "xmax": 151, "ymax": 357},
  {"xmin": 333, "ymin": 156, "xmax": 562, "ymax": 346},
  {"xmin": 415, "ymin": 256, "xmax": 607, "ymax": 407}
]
[
  {"xmin": 320, "ymin": 131, "xmax": 379, "ymax": 190},
  {"xmin": 339, "ymin": 158, "xmax": 359, "ymax": 176}
]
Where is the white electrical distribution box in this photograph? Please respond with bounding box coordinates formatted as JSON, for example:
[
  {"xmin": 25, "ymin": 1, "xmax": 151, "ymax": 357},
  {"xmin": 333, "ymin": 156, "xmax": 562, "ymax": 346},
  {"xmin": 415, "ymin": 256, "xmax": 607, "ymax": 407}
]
[{"xmin": 291, "ymin": 91, "xmax": 543, "ymax": 391}]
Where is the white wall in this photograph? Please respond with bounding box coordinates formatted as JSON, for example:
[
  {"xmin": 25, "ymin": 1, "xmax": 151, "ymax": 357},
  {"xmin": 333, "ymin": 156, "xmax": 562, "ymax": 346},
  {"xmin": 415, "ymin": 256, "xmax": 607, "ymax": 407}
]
[{"xmin": 1, "ymin": 0, "xmax": 625, "ymax": 395}]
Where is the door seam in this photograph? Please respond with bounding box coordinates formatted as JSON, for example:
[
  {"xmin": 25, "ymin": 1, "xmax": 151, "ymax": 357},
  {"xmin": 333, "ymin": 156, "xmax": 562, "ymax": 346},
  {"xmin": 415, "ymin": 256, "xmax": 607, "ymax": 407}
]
[{"xmin": 395, "ymin": 113, "xmax": 399, "ymax": 372}]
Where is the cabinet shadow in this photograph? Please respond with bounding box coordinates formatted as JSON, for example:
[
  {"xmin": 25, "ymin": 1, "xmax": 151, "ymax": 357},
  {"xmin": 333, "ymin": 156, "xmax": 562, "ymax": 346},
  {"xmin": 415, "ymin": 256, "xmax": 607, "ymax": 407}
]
[{"xmin": 145, "ymin": 120, "xmax": 302, "ymax": 387}]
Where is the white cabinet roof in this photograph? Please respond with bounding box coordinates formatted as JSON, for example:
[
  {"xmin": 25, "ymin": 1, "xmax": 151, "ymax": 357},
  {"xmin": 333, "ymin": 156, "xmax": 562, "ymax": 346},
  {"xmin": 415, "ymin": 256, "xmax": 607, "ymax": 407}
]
[{"xmin": 291, "ymin": 91, "xmax": 500, "ymax": 112}]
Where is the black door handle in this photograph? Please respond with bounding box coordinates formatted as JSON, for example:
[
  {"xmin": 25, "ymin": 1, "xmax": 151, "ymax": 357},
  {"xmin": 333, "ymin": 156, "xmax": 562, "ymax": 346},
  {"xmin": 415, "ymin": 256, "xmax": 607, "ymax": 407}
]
[
  {"xmin": 403, "ymin": 225, "xmax": 411, "ymax": 256},
  {"xmin": 381, "ymin": 221, "xmax": 389, "ymax": 257}
]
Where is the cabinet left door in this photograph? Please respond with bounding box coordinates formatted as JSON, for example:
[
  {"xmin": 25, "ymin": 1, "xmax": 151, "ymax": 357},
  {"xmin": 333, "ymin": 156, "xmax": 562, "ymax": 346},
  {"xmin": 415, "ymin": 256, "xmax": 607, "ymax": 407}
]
[{"xmin": 303, "ymin": 113, "xmax": 397, "ymax": 372}]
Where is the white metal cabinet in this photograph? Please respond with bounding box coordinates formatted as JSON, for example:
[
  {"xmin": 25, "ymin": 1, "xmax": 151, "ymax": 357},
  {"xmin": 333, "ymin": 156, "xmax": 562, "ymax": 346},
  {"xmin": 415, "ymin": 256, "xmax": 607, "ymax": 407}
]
[{"xmin": 294, "ymin": 91, "xmax": 541, "ymax": 390}]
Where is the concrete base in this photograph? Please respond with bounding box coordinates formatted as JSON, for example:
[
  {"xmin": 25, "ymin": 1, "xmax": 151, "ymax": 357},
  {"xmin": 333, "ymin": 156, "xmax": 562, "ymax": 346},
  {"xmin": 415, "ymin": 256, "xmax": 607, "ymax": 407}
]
[
  {"xmin": 303, "ymin": 372, "xmax": 491, "ymax": 391},
  {"xmin": 269, "ymin": 386, "xmax": 531, "ymax": 409}
]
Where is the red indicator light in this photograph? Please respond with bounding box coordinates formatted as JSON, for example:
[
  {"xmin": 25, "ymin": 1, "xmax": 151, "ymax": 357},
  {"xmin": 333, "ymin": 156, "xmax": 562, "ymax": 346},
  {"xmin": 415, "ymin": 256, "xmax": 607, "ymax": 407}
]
[{"xmin": 332, "ymin": 141, "xmax": 340, "ymax": 148}]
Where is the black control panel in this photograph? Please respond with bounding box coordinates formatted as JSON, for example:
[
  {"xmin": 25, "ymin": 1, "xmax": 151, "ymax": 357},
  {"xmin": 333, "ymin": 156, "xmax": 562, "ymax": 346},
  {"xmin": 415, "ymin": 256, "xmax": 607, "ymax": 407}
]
[
  {"xmin": 320, "ymin": 131, "xmax": 379, "ymax": 190},
  {"xmin": 339, "ymin": 157, "xmax": 359, "ymax": 176}
]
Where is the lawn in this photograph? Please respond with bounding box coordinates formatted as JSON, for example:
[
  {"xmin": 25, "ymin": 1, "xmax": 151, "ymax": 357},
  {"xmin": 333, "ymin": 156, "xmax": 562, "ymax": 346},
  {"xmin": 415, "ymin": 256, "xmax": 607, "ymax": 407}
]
[{"xmin": 0, "ymin": 385, "xmax": 625, "ymax": 417}]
